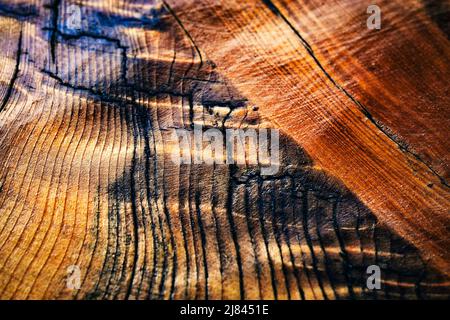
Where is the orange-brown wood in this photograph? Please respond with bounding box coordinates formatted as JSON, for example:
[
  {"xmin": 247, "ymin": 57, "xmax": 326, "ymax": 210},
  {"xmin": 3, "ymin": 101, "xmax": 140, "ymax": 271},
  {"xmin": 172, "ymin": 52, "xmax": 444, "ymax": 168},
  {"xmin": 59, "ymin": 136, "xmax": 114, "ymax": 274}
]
[
  {"xmin": 0, "ymin": 0, "xmax": 448, "ymax": 299},
  {"xmin": 164, "ymin": 0, "xmax": 450, "ymax": 275}
]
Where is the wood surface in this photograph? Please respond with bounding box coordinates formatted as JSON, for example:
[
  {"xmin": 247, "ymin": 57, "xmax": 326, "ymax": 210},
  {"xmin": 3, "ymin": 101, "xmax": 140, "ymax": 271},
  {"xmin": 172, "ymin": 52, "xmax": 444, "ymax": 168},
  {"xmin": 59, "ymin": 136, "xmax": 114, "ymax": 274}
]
[{"xmin": 0, "ymin": 0, "xmax": 448, "ymax": 299}]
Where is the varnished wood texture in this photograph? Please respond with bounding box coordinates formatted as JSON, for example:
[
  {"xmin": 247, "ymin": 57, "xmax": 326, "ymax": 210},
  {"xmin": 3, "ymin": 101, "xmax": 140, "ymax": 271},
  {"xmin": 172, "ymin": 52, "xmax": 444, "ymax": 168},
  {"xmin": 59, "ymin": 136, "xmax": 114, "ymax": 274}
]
[{"xmin": 0, "ymin": 0, "xmax": 448, "ymax": 299}]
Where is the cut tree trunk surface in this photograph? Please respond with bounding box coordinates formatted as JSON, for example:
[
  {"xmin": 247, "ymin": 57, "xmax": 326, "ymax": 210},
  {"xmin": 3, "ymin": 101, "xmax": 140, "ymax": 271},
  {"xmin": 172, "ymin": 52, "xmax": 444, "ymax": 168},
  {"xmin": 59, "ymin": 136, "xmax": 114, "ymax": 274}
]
[{"xmin": 0, "ymin": 0, "xmax": 448, "ymax": 299}]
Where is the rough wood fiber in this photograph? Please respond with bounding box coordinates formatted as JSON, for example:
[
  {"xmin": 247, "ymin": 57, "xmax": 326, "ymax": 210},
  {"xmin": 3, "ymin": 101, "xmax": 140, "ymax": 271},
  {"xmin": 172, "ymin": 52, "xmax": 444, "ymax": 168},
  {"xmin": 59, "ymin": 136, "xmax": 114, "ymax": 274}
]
[
  {"xmin": 0, "ymin": 0, "xmax": 448, "ymax": 299},
  {"xmin": 163, "ymin": 0, "xmax": 450, "ymax": 275}
]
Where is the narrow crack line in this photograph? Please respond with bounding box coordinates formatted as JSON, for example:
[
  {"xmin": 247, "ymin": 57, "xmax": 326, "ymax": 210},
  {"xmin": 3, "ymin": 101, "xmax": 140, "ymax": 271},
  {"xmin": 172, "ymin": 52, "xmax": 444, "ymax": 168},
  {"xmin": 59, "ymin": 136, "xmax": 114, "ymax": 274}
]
[
  {"xmin": 182, "ymin": 77, "xmax": 222, "ymax": 83},
  {"xmin": 41, "ymin": 68, "xmax": 193, "ymax": 106},
  {"xmin": 0, "ymin": 27, "xmax": 23, "ymax": 113},
  {"xmin": 41, "ymin": 27, "xmax": 129, "ymax": 50},
  {"xmin": 125, "ymin": 108, "xmax": 141, "ymax": 299},
  {"xmin": 45, "ymin": 0, "xmax": 61, "ymax": 63},
  {"xmin": 40, "ymin": 69, "xmax": 127, "ymax": 105},
  {"xmin": 162, "ymin": 1, "xmax": 204, "ymax": 69},
  {"xmin": 262, "ymin": 0, "xmax": 448, "ymax": 188}
]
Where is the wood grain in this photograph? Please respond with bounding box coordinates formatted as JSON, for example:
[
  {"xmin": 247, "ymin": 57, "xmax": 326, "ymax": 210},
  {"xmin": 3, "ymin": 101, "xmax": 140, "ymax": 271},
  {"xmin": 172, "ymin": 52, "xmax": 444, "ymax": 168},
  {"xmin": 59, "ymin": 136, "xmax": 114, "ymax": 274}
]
[
  {"xmin": 0, "ymin": 0, "xmax": 448, "ymax": 299},
  {"xmin": 163, "ymin": 0, "xmax": 450, "ymax": 275}
]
